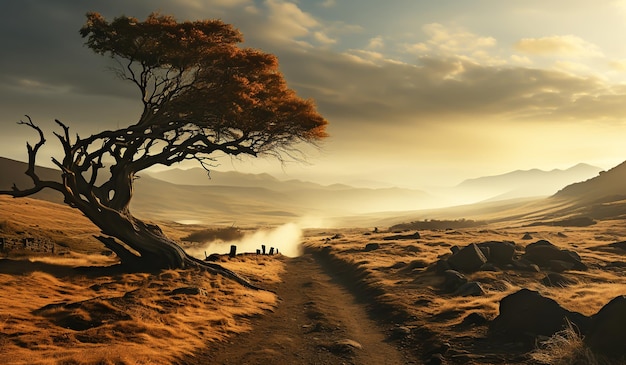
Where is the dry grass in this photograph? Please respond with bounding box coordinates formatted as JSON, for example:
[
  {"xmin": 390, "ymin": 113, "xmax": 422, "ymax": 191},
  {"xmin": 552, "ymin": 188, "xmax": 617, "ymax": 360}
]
[
  {"xmin": 530, "ymin": 320, "xmax": 623, "ymax": 365},
  {"xmin": 303, "ymin": 220, "xmax": 626, "ymax": 363},
  {"xmin": 0, "ymin": 197, "xmax": 283, "ymax": 365}
]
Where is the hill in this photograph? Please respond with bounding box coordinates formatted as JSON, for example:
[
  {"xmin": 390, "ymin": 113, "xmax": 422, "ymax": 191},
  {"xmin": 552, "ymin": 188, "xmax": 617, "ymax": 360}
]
[
  {"xmin": 554, "ymin": 160, "xmax": 626, "ymax": 202},
  {"xmin": 453, "ymin": 163, "xmax": 602, "ymax": 202},
  {"xmin": 0, "ymin": 157, "xmax": 64, "ymax": 203}
]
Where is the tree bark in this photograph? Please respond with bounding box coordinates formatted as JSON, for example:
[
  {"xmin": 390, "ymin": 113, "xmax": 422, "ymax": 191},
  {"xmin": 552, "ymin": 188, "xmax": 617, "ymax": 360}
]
[{"xmin": 90, "ymin": 212, "xmax": 263, "ymax": 290}]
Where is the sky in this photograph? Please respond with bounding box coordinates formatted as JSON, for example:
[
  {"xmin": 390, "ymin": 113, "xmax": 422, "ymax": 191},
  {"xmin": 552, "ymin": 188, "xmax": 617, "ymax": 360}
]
[{"xmin": 2, "ymin": 0, "xmax": 626, "ymax": 189}]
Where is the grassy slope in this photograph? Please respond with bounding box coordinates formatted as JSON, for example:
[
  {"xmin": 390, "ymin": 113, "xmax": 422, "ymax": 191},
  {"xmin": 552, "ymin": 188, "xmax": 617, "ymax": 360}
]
[{"xmin": 0, "ymin": 196, "xmax": 282, "ymax": 365}]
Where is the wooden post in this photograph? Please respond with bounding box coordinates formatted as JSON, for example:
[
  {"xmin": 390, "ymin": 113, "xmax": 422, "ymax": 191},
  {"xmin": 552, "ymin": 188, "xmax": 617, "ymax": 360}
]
[
  {"xmin": 256, "ymin": 249, "xmax": 261, "ymax": 255},
  {"xmin": 261, "ymin": 245, "xmax": 266, "ymax": 255},
  {"xmin": 269, "ymin": 247, "xmax": 274, "ymax": 255},
  {"xmin": 229, "ymin": 245, "xmax": 237, "ymax": 258}
]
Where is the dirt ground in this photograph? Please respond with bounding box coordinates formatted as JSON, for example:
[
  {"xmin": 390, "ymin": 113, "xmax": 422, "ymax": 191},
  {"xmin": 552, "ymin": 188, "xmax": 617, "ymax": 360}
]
[{"xmin": 190, "ymin": 253, "xmax": 414, "ymax": 365}]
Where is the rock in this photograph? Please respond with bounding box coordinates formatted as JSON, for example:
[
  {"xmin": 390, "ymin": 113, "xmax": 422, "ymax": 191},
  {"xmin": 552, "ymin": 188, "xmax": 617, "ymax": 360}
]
[
  {"xmin": 489, "ymin": 289, "xmax": 590, "ymax": 343},
  {"xmin": 169, "ymin": 287, "xmax": 208, "ymax": 296},
  {"xmin": 479, "ymin": 262, "xmax": 498, "ymax": 272},
  {"xmin": 427, "ymin": 353, "xmax": 446, "ymax": 365},
  {"xmin": 383, "ymin": 231, "xmax": 420, "ymax": 240},
  {"xmin": 522, "ymin": 233, "xmax": 533, "ymax": 240},
  {"xmin": 585, "ymin": 295, "xmax": 626, "ymax": 358},
  {"xmin": 476, "ymin": 241, "xmax": 516, "ymax": 265},
  {"xmin": 609, "ymin": 240, "xmax": 626, "ymax": 250},
  {"xmin": 452, "ymin": 281, "xmax": 485, "ymax": 297},
  {"xmin": 541, "ymin": 273, "xmax": 574, "ymax": 287},
  {"xmin": 512, "ymin": 258, "xmax": 541, "ymax": 272},
  {"xmin": 461, "ymin": 312, "xmax": 488, "ymax": 326},
  {"xmin": 548, "ymin": 259, "xmax": 575, "ymax": 272},
  {"xmin": 443, "ymin": 270, "xmax": 467, "ymax": 292},
  {"xmin": 389, "ymin": 261, "xmax": 407, "ymax": 269},
  {"xmin": 400, "ymin": 259, "xmax": 429, "ymax": 273},
  {"xmin": 363, "ymin": 242, "xmax": 380, "ymax": 252},
  {"xmin": 523, "ymin": 243, "xmax": 587, "ymax": 271},
  {"xmin": 388, "ymin": 325, "xmax": 412, "ymax": 339},
  {"xmin": 434, "ymin": 258, "xmax": 452, "ymax": 274},
  {"xmin": 327, "ymin": 339, "xmax": 362, "ymax": 355},
  {"xmin": 447, "ymin": 243, "xmax": 487, "ymax": 272}
]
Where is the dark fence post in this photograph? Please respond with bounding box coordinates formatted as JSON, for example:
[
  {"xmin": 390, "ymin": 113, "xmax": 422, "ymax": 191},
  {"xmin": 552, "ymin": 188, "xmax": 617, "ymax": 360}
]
[
  {"xmin": 261, "ymin": 244, "xmax": 266, "ymax": 255},
  {"xmin": 229, "ymin": 245, "xmax": 237, "ymax": 258},
  {"xmin": 269, "ymin": 247, "xmax": 274, "ymax": 255}
]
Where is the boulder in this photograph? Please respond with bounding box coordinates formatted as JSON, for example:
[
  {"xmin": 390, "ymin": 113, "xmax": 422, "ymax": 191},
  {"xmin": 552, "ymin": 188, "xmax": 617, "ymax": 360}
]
[
  {"xmin": 442, "ymin": 270, "xmax": 467, "ymax": 292},
  {"xmin": 363, "ymin": 242, "xmax": 380, "ymax": 252},
  {"xmin": 383, "ymin": 231, "xmax": 420, "ymax": 240},
  {"xmin": 523, "ymin": 241, "xmax": 587, "ymax": 271},
  {"xmin": 489, "ymin": 289, "xmax": 590, "ymax": 342},
  {"xmin": 522, "ymin": 233, "xmax": 533, "ymax": 240},
  {"xmin": 452, "ymin": 282, "xmax": 485, "ymax": 297},
  {"xmin": 447, "ymin": 243, "xmax": 487, "ymax": 272},
  {"xmin": 585, "ymin": 295, "xmax": 626, "ymax": 358},
  {"xmin": 476, "ymin": 241, "xmax": 515, "ymax": 265}
]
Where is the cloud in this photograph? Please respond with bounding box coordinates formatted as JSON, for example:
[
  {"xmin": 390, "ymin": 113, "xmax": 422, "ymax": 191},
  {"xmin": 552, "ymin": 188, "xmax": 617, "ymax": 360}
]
[
  {"xmin": 514, "ymin": 35, "xmax": 603, "ymax": 57},
  {"xmin": 320, "ymin": 0, "xmax": 336, "ymax": 8},
  {"xmin": 366, "ymin": 36, "xmax": 384, "ymax": 50},
  {"xmin": 408, "ymin": 23, "xmax": 497, "ymax": 55}
]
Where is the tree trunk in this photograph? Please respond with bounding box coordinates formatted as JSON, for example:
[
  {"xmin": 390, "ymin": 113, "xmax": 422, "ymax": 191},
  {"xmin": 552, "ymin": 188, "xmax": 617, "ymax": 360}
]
[{"xmin": 91, "ymin": 212, "xmax": 263, "ymax": 290}]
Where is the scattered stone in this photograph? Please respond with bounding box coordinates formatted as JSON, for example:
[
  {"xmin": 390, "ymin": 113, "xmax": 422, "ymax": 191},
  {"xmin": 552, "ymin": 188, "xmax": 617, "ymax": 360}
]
[
  {"xmin": 490, "ymin": 289, "xmax": 590, "ymax": 342},
  {"xmin": 522, "ymin": 233, "xmax": 533, "ymax": 240},
  {"xmin": 326, "ymin": 339, "xmax": 362, "ymax": 355},
  {"xmin": 548, "ymin": 259, "xmax": 575, "ymax": 273},
  {"xmin": 388, "ymin": 325, "xmax": 412, "ymax": 340},
  {"xmin": 460, "ymin": 312, "xmax": 488, "ymax": 327},
  {"xmin": 557, "ymin": 232, "xmax": 568, "ymax": 238},
  {"xmin": 363, "ymin": 242, "xmax": 380, "ymax": 252},
  {"xmin": 476, "ymin": 241, "xmax": 516, "ymax": 265},
  {"xmin": 383, "ymin": 231, "xmax": 421, "ymax": 240},
  {"xmin": 427, "ymin": 353, "xmax": 446, "ymax": 365},
  {"xmin": 479, "ymin": 262, "xmax": 498, "ymax": 272},
  {"xmin": 442, "ymin": 270, "xmax": 467, "ymax": 292},
  {"xmin": 404, "ymin": 245, "xmax": 422, "ymax": 252},
  {"xmin": 523, "ymin": 241, "xmax": 587, "ymax": 271},
  {"xmin": 585, "ymin": 295, "xmax": 626, "ymax": 358},
  {"xmin": 452, "ymin": 281, "xmax": 485, "ymax": 297},
  {"xmin": 433, "ymin": 258, "xmax": 452, "ymax": 274},
  {"xmin": 400, "ymin": 259, "xmax": 429, "ymax": 273},
  {"xmin": 169, "ymin": 287, "xmax": 207, "ymax": 296},
  {"xmin": 389, "ymin": 261, "xmax": 407, "ymax": 269},
  {"xmin": 447, "ymin": 243, "xmax": 487, "ymax": 272},
  {"xmin": 608, "ymin": 240, "xmax": 626, "ymax": 250},
  {"xmin": 541, "ymin": 272, "xmax": 574, "ymax": 287}
]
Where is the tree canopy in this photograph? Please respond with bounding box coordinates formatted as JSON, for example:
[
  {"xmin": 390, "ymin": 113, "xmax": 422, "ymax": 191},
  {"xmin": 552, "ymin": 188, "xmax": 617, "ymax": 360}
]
[{"xmin": 1, "ymin": 12, "xmax": 328, "ymax": 286}]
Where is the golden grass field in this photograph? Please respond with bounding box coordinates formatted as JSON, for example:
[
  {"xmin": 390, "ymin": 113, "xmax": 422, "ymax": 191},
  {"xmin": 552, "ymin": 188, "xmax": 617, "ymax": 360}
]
[
  {"xmin": 0, "ymin": 196, "xmax": 281, "ymax": 365},
  {"xmin": 2, "ymin": 194, "xmax": 626, "ymax": 364}
]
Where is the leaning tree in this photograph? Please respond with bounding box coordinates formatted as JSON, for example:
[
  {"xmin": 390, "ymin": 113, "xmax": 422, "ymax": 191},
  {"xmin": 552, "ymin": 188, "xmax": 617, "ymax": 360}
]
[{"xmin": 0, "ymin": 12, "xmax": 327, "ymax": 288}]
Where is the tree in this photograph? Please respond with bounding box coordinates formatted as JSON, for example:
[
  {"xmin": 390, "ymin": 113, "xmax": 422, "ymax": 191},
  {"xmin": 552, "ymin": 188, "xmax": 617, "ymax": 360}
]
[{"xmin": 0, "ymin": 13, "xmax": 328, "ymax": 288}]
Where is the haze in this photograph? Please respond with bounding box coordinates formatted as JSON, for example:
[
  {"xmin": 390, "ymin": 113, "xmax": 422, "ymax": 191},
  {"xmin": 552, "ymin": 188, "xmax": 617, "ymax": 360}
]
[{"xmin": 2, "ymin": 0, "xmax": 626, "ymax": 189}]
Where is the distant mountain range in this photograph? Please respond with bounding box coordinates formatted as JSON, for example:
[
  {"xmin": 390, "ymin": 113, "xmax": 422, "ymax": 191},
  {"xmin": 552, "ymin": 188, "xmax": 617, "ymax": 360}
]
[
  {"xmin": 2, "ymin": 156, "xmax": 624, "ymax": 224},
  {"xmin": 451, "ymin": 163, "xmax": 603, "ymax": 202}
]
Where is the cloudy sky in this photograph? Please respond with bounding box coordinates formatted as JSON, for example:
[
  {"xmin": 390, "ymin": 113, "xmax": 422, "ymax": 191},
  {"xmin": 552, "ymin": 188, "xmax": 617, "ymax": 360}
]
[{"xmin": 2, "ymin": 0, "xmax": 626, "ymax": 188}]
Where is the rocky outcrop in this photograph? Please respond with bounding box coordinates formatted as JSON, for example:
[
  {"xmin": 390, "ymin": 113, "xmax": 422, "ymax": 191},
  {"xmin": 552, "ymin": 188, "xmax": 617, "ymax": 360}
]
[
  {"xmin": 585, "ymin": 295, "xmax": 626, "ymax": 358},
  {"xmin": 522, "ymin": 240, "xmax": 587, "ymax": 271},
  {"xmin": 489, "ymin": 289, "xmax": 591, "ymax": 343}
]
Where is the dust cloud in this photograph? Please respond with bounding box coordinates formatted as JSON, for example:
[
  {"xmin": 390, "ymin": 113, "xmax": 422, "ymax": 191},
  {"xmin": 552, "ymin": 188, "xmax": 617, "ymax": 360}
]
[{"xmin": 186, "ymin": 222, "xmax": 306, "ymax": 258}]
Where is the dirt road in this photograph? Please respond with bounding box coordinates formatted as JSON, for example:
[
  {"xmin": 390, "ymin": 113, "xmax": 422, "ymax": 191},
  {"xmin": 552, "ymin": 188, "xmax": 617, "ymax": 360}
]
[{"xmin": 192, "ymin": 253, "xmax": 414, "ymax": 365}]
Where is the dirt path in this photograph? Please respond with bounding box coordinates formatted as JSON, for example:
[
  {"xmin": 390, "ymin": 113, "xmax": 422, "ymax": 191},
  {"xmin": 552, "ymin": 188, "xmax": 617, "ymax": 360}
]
[{"xmin": 193, "ymin": 253, "xmax": 413, "ymax": 365}]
